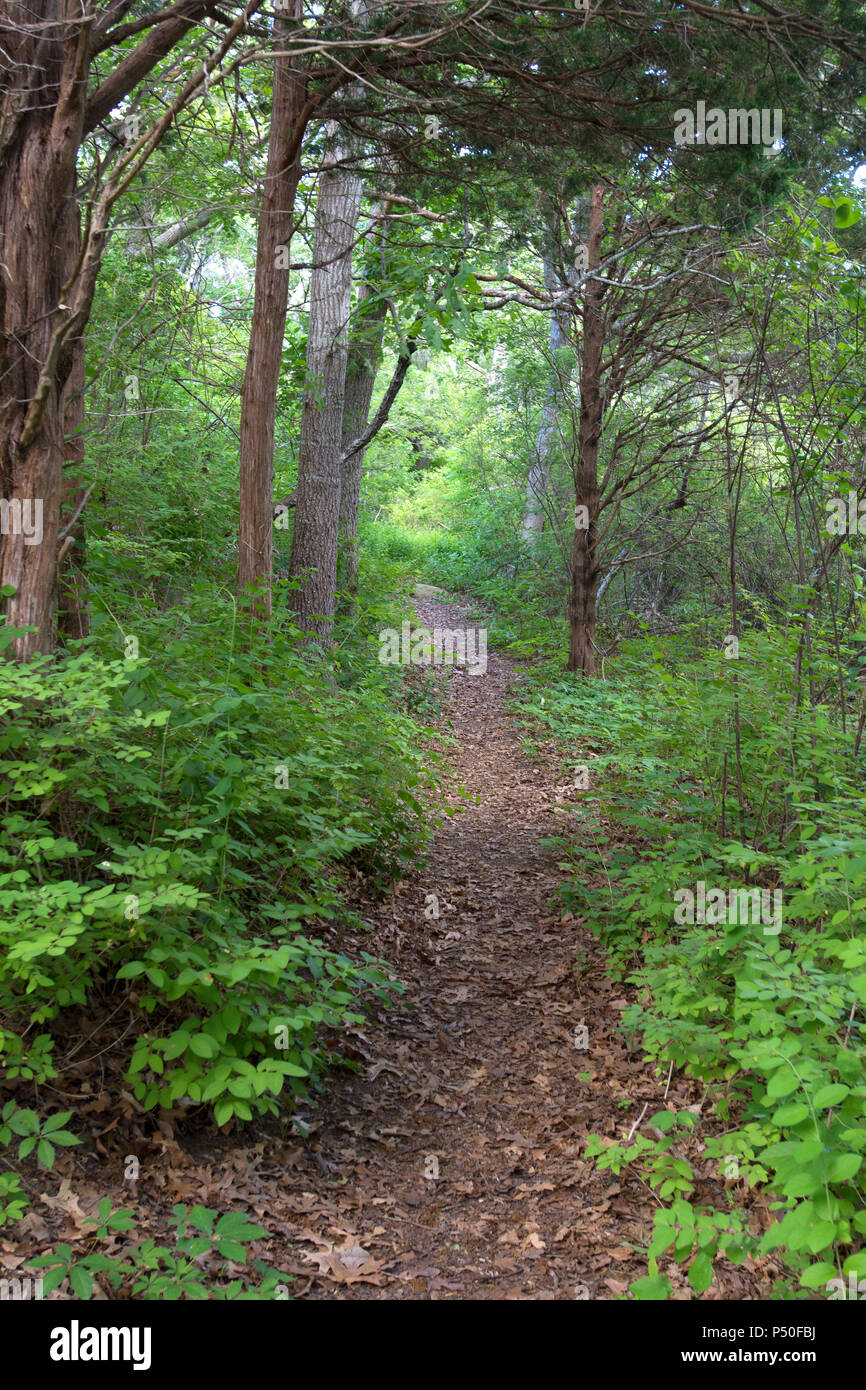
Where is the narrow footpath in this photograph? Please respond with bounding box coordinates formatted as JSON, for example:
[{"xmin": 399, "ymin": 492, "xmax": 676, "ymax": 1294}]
[{"xmin": 265, "ymin": 595, "xmax": 684, "ymax": 1298}]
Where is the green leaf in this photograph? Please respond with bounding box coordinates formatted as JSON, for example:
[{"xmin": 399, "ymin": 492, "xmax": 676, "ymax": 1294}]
[
  {"xmin": 39, "ymin": 1265, "xmax": 69, "ymax": 1295},
  {"xmin": 188, "ymin": 1205, "xmax": 216, "ymax": 1236},
  {"xmin": 163, "ymin": 1030, "xmax": 192, "ymax": 1061},
  {"xmin": 109, "ymin": 1210, "xmax": 137, "ymax": 1231},
  {"xmin": 786, "ymin": 1169, "xmax": 824, "ymax": 1198},
  {"xmin": 826, "ymin": 1152, "xmax": 861, "ymax": 1182},
  {"xmin": 688, "ymin": 1251, "xmax": 713, "ymax": 1293},
  {"xmin": 629, "ymin": 1274, "xmax": 672, "ymax": 1300},
  {"xmin": 799, "ymin": 1262, "xmax": 837, "ymax": 1288},
  {"xmin": 646, "ymin": 1110, "xmax": 676, "ymax": 1132},
  {"xmin": 215, "ymin": 1239, "xmax": 248, "ymax": 1263},
  {"xmin": 807, "ymin": 1220, "xmax": 837, "ymax": 1253},
  {"xmin": 214, "ymin": 1098, "xmax": 234, "ymax": 1128},
  {"xmin": 834, "ymin": 198, "xmax": 860, "ymax": 229},
  {"xmin": 42, "ymin": 1111, "xmax": 74, "ymax": 1134},
  {"xmin": 69, "ymin": 1265, "xmax": 94, "ymax": 1298},
  {"xmin": 772, "ymin": 1102, "xmax": 810, "ymax": 1127},
  {"xmin": 812, "ymin": 1084, "xmax": 849, "ymax": 1109},
  {"xmin": 767, "ymin": 1070, "xmax": 800, "ymax": 1099},
  {"xmin": 215, "ymin": 1212, "xmax": 266, "ymax": 1241},
  {"xmin": 8, "ymin": 1108, "xmax": 39, "ymax": 1135}
]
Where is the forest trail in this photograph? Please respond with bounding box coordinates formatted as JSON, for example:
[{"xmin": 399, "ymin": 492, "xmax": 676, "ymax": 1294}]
[
  {"xmin": 8, "ymin": 596, "xmax": 769, "ymax": 1303},
  {"xmin": 263, "ymin": 595, "xmax": 671, "ymax": 1299}
]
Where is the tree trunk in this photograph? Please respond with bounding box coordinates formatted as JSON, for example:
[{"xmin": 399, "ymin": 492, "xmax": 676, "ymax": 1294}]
[
  {"xmin": 237, "ymin": 6, "xmax": 306, "ymax": 618},
  {"xmin": 339, "ymin": 233, "xmax": 388, "ymax": 594},
  {"xmin": 522, "ymin": 251, "xmax": 570, "ymax": 540},
  {"xmin": 568, "ymin": 185, "xmax": 605, "ymax": 675},
  {"xmin": 0, "ymin": 12, "xmax": 86, "ymax": 660},
  {"xmin": 57, "ymin": 335, "xmax": 90, "ymax": 641},
  {"xmin": 1, "ymin": 0, "xmax": 244, "ymax": 658},
  {"xmin": 289, "ymin": 135, "xmax": 363, "ymax": 640}
]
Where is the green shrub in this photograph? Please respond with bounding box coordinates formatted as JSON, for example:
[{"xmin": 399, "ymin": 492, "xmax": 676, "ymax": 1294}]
[
  {"xmin": 29, "ymin": 1198, "xmax": 287, "ymax": 1300},
  {"xmin": 0, "ymin": 590, "xmax": 433, "ymax": 1127},
  {"xmin": 520, "ymin": 626, "xmax": 866, "ymax": 1298}
]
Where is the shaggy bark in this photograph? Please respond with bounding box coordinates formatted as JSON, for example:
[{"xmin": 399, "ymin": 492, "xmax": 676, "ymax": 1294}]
[
  {"xmin": 0, "ymin": 0, "xmax": 244, "ymax": 658},
  {"xmin": 521, "ymin": 252, "xmax": 571, "ymax": 540},
  {"xmin": 339, "ymin": 250, "xmax": 388, "ymax": 594},
  {"xmin": 288, "ymin": 133, "xmax": 363, "ymax": 639},
  {"xmin": 0, "ymin": 4, "xmax": 88, "ymax": 657},
  {"xmin": 568, "ymin": 185, "xmax": 606, "ymax": 674},
  {"xmin": 57, "ymin": 337, "xmax": 89, "ymax": 640},
  {"xmin": 237, "ymin": 5, "xmax": 306, "ymax": 615}
]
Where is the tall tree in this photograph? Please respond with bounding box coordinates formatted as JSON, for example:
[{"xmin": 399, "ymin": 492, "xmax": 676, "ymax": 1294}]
[
  {"xmin": 0, "ymin": 0, "xmax": 259, "ymax": 659},
  {"xmin": 289, "ymin": 123, "xmax": 364, "ymax": 638},
  {"xmin": 237, "ymin": 2, "xmax": 307, "ymax": 616},
  {"xmin": 522, "ymin": 251, "xmax": 572, "ymax": 540},
  {"xmin": 569, "ymin": 184, "xmax": 606, "ymax": 674},
  {"xmin": 522, "ymin": 198, "xmax": 588, "ymax": 539},
  {"xmin": 57, "ymin": 341, "xmax": 89, "ymax": 640},
  {"xmin": 339, "ymin": 206, "xmax": 390, "ymax": 595}
]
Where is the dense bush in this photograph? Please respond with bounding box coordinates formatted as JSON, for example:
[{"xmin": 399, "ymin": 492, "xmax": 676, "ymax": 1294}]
[
  {"xmin": 517, "ymin": 622, "xmax": 866, "ymax": 1298},
  {"xmin": 0, "ymin": 589, "xmax": 433, "ymax": 1129}
]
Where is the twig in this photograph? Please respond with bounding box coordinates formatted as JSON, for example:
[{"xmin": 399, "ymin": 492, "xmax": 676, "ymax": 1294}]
[
  {"xmin": 663, "ymin": 1059, "xmax": 674, "ymax": 1100},
  {"xmin": 625, "ymin": 1101, "xmax": 649, "ymax": 1142},
  {"xmin": 58, "ymin": 482, "xmax": 95, "ymax": 542}
]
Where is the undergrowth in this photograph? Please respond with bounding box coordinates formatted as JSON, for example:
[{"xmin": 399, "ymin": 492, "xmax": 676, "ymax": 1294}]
[{"xmin": 516, "ymin": 614, "xmax": 866, "ymax": 1300}]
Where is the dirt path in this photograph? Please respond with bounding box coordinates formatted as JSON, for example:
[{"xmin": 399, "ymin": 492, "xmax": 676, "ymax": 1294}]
[{"xmin": 265, "ymin": 596, "xmax": 668, "ymax": 1299}]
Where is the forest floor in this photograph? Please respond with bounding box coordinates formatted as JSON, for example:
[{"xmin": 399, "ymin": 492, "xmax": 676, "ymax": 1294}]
[{"xmin": 5, "ymin": 594, "xmax": 770, "ymax": 1300}]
